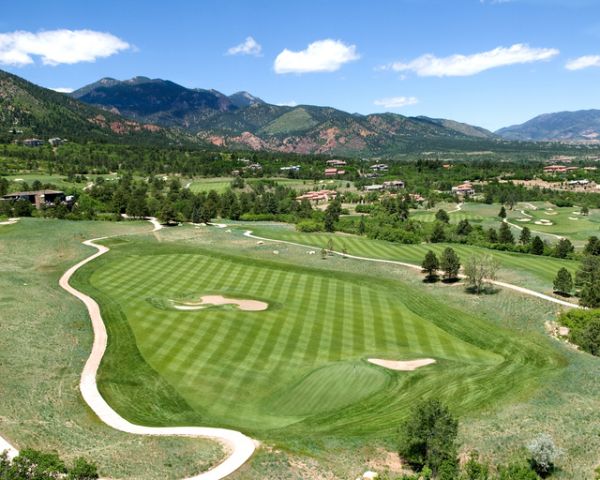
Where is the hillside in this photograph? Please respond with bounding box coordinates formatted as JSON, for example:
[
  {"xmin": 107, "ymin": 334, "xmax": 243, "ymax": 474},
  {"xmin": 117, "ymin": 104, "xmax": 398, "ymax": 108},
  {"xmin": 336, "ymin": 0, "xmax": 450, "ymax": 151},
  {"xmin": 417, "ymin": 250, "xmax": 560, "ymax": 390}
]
[
  {"xmin": 72, "ymin": 76, "xmax": 500, "ymax": 155},
  {"xmin": 0, "ymin": 70, "xmax": 173, "ymax": 144},
  {"xmin": 496, "ymin": 109, "xmax": 600, "ymax": 143}
]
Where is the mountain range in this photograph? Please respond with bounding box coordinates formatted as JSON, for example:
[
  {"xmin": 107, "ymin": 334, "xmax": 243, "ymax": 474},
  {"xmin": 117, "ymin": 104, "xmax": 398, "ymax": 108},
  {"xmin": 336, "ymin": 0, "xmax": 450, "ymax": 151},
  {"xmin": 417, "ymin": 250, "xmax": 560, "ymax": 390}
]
[
  {"xmin": 495, "ymin": 110, "xmax": 600, "ymax": 143},
  {"xmin": 2, "ymin": 68, "xmax": 597, "ymax": 155},
  {"xmin": 69, "ymin": 76, "xmax": 500, "ymax": 155}
]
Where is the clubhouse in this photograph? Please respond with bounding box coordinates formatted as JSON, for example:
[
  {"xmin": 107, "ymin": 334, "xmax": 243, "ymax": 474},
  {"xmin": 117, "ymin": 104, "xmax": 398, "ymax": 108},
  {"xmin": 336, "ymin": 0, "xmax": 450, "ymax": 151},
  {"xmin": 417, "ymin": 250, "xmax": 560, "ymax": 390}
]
[{"xmin": 2, "ymin": 189, "xmax": 66, "ymax": 209}]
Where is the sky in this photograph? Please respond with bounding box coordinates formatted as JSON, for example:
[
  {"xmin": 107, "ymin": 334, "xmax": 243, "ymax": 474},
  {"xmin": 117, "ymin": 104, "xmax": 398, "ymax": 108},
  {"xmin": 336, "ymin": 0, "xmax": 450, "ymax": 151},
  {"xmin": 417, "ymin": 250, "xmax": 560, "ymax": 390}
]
[{"xmin": 1, "ymin": 0, "xmax": 600, "ymax": 131}]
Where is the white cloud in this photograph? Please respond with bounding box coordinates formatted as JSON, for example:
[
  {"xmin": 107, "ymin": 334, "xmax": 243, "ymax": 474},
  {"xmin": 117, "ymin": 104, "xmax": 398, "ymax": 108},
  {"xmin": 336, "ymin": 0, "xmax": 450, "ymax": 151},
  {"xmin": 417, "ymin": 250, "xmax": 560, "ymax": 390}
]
[
  {"xmin": 565, "ymin": 55, "xmax": 600, "ymax": 70},
  {"xmin": 227, "ymin": 36, "xmax": 262, "ymax": 56},
  {"xmin": 50, "ymin": 87, "xmax": 74, "ymax": 93},
  {"xmin": 274, "ymin": 39, "xmax": 359, "ymax": 74},
  {"xmin": 374, "ymin": 96, "xmax": 419, "ymax": 109},
  {"xmin": 0, "ymin": 29, "xmax": 130, "ymax": 66},
  {"xmin": 383, "ymin": 43, "xmax": 559, "ymax": 77},
  {"xmin": 276, "ymin": 100, "xmax": 298, "ymax": 107}
]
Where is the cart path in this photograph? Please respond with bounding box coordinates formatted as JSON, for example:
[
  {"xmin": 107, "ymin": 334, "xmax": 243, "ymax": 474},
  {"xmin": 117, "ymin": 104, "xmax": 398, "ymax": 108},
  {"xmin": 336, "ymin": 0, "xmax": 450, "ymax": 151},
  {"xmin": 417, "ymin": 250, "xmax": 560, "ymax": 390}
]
[
  {"xmin": 243, "ymin": 229, "xmax": 580, "ymax": 309},
  {"xmin": 1, "ymin": 218, "xmax": 257, "ymax": 480}
]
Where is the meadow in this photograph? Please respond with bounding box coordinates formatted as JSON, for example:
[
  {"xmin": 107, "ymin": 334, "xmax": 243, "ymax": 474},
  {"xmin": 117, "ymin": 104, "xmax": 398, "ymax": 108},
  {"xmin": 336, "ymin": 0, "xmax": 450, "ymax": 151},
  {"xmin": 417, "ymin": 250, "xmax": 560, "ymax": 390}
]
[{"xmin": 0, "ymin": 219, "xmax": 224, "ymax": 479}]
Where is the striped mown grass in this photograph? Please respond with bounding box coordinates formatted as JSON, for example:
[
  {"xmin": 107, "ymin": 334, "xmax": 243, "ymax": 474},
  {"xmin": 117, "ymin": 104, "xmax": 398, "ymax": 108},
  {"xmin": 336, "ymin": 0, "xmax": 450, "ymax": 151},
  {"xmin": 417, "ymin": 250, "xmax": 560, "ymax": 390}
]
[
  {"xmin": 247, "ymin": 225, "xmax": 579, "ymax": 292},
  {"xmin": 74, "ymin": 238, "xmax": 564, "ymax": 443}
]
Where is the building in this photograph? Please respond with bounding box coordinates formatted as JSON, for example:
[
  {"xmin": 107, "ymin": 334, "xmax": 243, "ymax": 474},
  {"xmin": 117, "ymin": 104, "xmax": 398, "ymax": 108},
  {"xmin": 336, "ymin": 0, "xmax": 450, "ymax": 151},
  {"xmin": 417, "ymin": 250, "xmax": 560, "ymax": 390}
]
[
  {"xmin": 2, "ymin": 190, "xmax": 65, "ymax": 209},
  {"xmin": 296, "ymin": 190, "xmax": 338, "ymax": 203},
  {"xmin": 364, "ymin": 184, "xmax": 384, "ymax": 192},
  {"xmin": 246, "ymin": 163, "xmax": 262, "ymax": 171},
  {"xmin": 326, "ymin": 159, "xmax": 347, "ymax": 167},
  {"xmin": 451, "ymin": 182, "xmax": 475, "ymax": 196},
  {"xmin": 48, "ymin": 137, "xmax": 64, "ymax": 147},
  {"xmin": 382, "ymin": 180, "xmax": 405, "ymax": 190},
  {"xmin": 325, "ymin": 168, "xmax": 345, "ymax": 177},
  {"xmin": 23, "ymin": 138, "xmax": 44, "ymax": 147},
  {"xmin": 370, "ymin": 164, "xmax": 388, "ymax": 172},
  {"xmin": 544, "ymin": 165, "xmax": 579, "ymax": 174},
  {"xmin": 409, "ymin": 193, "xmax": 425, "ymax": 202},
  {"xmin": 280, "ymin": 165, "xmax": 301, "ymax": 172},
  {"xmin": 567, "ymin": 179, "xmax": 590, "ymax": 186}
]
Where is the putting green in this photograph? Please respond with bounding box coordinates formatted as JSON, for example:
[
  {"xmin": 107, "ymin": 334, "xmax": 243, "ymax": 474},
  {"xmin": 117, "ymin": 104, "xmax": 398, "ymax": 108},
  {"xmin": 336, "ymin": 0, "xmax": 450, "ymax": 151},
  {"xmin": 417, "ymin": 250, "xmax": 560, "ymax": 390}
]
[{"xmin": 74, "ymin": 237, "xmax": 563, "ymax": 442}]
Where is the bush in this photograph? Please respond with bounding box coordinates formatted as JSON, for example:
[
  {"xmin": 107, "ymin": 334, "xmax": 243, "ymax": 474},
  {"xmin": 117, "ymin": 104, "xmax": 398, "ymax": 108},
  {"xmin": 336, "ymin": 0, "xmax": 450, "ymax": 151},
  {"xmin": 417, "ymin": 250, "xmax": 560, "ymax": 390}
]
[
  {"xmin": 527, "ymin": 434, "xmax": 562, "ymax": 476},
  {"xmin": 296, "ymin": 219, "xmax": 323, "ymax": 232}
]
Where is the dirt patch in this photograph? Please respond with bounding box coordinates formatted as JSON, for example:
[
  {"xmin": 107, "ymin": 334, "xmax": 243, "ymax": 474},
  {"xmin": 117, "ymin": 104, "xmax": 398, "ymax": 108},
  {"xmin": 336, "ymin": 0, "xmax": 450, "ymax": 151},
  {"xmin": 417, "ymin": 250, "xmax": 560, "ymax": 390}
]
[
  {"xmin": 367, "ymin": 358, "xmax": 436, "ymax": 371},
  {"xmin": 173, "ymin": 295, "xmax": 268, "ymax": 311}
]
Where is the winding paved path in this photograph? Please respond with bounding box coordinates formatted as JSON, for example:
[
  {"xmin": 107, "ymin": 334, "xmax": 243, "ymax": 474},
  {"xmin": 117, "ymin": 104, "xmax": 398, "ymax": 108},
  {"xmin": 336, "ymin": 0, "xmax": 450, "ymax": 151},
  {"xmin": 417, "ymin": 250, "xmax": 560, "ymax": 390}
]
[
  {"xmin": 1, "ymin": 219, "xmax": 257, "ymax": 479},
  {"xmin": 243, "ymin": 230, "xmax": 580, "ymax": 309}
]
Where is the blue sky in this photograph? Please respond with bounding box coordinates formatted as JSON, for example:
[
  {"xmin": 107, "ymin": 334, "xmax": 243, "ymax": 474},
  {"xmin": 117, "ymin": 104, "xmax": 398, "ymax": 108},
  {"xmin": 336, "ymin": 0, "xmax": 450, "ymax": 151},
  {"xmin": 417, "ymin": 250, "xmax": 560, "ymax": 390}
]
[{"xmin": 1, "ymin": 0, "xmax": 600, "ymax": 130}]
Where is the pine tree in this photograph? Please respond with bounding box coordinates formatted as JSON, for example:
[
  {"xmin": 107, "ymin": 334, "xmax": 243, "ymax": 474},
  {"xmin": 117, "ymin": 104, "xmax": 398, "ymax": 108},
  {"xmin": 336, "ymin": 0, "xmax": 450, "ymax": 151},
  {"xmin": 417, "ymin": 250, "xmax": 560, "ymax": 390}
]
[
  {"xmin": 435, "ymin": 209, "xmax": 450, "ymax": 223},
  {"xmin": 421, "ymin": 250, "xmax": 440, "ymax": 281},
  {"xmin": 553, "ymin": 238, "xmax": 574, "ymax": 259},
  {"xmin": 519, "ymin": 226, "xmax": 531, "ymax": 245},
  {"xmin": 440, "ymin": 247, "xmax": 461, "ymax": 281},
  {"xmin": 553, "ymin": 268, "xmax": 573, "ymax": 295},
  {"xmin": 498, "ymin": 222, "xmax": 514, "ymax": 244},
  {"xmin": 531, "ymin": 236, "xmax": 545, "ymax": 255},
  {"xmin": 584, "ymin": 236, "xmax": 600, "ymax": 256},
  {"xmin": 430, "ymin": 222, "xmax": 446, "ymax": 243},
  {"xmin": 498, "ymin": 206, "xmax": 507, "ymax": 219},
  {"xmin": 486, "ymin": 227, "xmax": 498, "ymax": 243}
]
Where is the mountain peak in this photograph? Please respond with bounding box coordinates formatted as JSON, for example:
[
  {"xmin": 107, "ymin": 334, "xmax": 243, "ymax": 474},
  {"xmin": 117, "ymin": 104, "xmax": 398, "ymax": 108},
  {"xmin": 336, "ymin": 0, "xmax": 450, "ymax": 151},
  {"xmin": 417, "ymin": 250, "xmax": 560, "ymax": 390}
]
[{"xmin": 229, "ymin": 91, "xmax": 265, "ymax": 108}]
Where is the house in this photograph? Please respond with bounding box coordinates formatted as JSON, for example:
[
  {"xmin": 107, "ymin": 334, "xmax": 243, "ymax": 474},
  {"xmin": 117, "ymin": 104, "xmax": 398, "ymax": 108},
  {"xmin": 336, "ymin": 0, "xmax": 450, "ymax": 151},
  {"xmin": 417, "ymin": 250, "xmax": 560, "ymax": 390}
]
[
  {"xmin": 410, "ymin": 193, "xmax": 425, "ymax": 202},
  {"xmin": 382, "ymin": 180, "xmax": 405, "ymax": 190},
  {"xmin": 325, "ymin": 168, "xmax": 345, "ymax": 177},
  {"xmin": 280, "ymin": 165, "xmax": 301, "ymax": 172},
  {"xmin": 2, "ymin": 190, "xmax": 65, "ymax": 209},
  {"xmin": 326, "ymin": 159, "xmax": 347, "ymax": 167},
  {"xmin": 296, "ymin": 189, "xmax": 338, "ymax": 203},
  {"xmin": 451, "ymin": 182, "xmax": 475, "ymax": 196},
  {"xmin": 48, "ymin": 137, "xmax": 64, "ymax": 147},
  {"xmin": 23, "ymin": 138, "xmax": 44, "ymax": 147},
  {"xmin": 543, "ymin": 165, "xmax": 568, "ymax": 173},
  {"xmin": 370, "ymin": 164, "xmax": 388, "ymax": 172},
  {"xmin": 246, "ymin": 163, "xmax": 262, "ymax": 171},
  {"xmin": 364, "ymin": 184, "xmax": 384, "ymax": 192},
  {"xmin": 567, "ymin": 179, "xmax": 590, "ymax": 186}
]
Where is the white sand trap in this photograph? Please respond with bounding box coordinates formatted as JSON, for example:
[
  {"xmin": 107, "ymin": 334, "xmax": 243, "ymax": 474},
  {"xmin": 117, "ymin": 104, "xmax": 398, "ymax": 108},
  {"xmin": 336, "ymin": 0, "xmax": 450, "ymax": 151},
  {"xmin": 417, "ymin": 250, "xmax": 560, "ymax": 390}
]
[
  {"xmin": 367, "ymin": 358, "xmax": 436, "ymax": 371},
  {"xmin": 173, "ymin": 295, "xmax": 268, "ymax": 311},
  {"xmin": 516, "ymin": 218, "xmax": 531, "ymax": 222},
  {"xmin": 535, "ymin": 219, "xmax": 553, "ymax": 226},
  {"xmin": 569, "ymin": 217, "xmax": 579, "ymax": 221},
  {"xmin": 572, "ymin": 212, "xmax": 581, "ymax": 216}
]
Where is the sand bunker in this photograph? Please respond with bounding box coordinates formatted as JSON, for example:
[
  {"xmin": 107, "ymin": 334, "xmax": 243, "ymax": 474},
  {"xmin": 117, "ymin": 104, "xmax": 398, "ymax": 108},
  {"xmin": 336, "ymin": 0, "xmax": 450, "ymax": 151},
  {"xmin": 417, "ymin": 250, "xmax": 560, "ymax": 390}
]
[
  {"xmin": 172, "ymin": 295, "xmax": 268, "ymax": 311},
  {"xmin": 516, "ymin": 218, "xmax": 531, "ymax": 222},
  {"xmin": 535, "ymin": 219, "xmax": 553, "ymax": 226},
  {"xmin": 367, "ymin": 358, "xmax": 436, "ymax": 371},
  {"xmin": 568, "ymin": 217, "xmax": 579, "ymax": 221},
  {"xmin": 545, "ymin": 210, "xmax": 558, "ymax": 216}
]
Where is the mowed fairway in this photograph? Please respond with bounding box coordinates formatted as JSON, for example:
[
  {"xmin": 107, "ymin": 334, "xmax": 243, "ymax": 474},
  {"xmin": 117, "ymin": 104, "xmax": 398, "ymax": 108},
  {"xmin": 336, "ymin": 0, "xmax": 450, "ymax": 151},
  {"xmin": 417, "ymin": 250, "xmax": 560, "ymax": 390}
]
[
  {"xmin": 247, "ymin": 225, "xmax": 578, "ymax": 292},
  {"xmin": 75, "ymin": 237, "xmax": 564, "ymax": 442}
]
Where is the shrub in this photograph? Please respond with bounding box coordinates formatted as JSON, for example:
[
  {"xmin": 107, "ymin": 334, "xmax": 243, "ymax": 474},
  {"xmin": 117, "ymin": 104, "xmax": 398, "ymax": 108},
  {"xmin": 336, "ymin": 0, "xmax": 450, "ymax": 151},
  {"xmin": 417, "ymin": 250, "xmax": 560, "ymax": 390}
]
[
  {"xmin": 296, "ymin": 219, "xmax": 323, "ymax": 232},
  {"xmin": 527, "ymin": 434, "xmax": 562, "ymax": 476}
]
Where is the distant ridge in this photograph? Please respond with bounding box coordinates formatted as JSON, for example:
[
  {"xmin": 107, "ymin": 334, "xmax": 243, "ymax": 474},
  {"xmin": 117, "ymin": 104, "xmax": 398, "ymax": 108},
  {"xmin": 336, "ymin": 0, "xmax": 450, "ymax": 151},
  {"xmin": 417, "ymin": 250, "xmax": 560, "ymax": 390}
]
[{"xmin": 496, "ymin": 109, "xmax": 600, "ymax": 143}]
